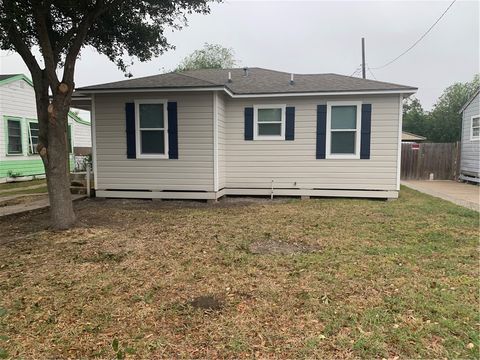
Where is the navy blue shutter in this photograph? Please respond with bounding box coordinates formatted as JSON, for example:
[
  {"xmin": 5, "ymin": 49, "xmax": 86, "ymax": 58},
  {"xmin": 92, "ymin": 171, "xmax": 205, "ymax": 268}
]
[
  {"xmin": 316, "ymin": 105, "xmax": 327, "ymax": 159},
  {"xmin": 360, "ymin": 104, "xmax": 372, "ymax": 159},
  {"xmin": 168, "ymin": 102, "xmax": 178, "ymax": 159},
  {"xmin": 244, "ymin": 107, "xmax": 254, "ymax": 140},
  {"xmin": 285, "ymin": 106, "xmax": 295, "ymax": 140},
  {"xmin": 125, "ymin": 102, "xmax": 136, "ymax": 159}
]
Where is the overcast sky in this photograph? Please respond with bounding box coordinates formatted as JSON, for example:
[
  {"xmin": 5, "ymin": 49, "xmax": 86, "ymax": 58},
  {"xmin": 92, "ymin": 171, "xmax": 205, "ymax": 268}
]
[{"xmin": 0, "ymin": 0, "xmax": 478, "ymax": 111}]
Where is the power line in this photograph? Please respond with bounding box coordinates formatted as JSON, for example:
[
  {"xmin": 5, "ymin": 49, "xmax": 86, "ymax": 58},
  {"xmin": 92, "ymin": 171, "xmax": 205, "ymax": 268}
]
[
  {"xmin": 371, "ymin": 0, "xmax": 457, "ymax": 70},
  {"xmin": 367, "ymin": 66, "xmax": 377, "ymax": 80},
  {"xmin": 350, "ymin": 65, "xmax": 361, "ymax": 77}
]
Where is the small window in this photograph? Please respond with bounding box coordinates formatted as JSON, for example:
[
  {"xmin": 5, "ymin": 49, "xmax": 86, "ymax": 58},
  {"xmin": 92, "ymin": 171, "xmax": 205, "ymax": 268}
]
[
  {"xmin": 254, "ymin": 105, "xmax": 285, "ymax": 140},
  {"xmin": 326, "ymin": 102, "xmax": 361, "ymax": 159},
  {"xmin": 7, "ymin": 119, "xmax": 22, "ymax": 155},
  {"xmin": 471, "ymin": 116, "xmax": 479, "ymax": 141},
  {"xmin": 135, "ymin": 100, "xmax": 168, "ymax": 158},
  {"xmin": 28, "ymin": 122, "xmax": 39, "ymax": 154}
]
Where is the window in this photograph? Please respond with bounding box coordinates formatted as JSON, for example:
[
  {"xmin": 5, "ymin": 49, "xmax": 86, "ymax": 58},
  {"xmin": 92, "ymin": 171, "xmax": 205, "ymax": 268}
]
[
  {"xmin": 28, "ymin": 121, "xmax": 39, "ymax": 154},
  {"xmin": 471, "ymin": 115, "xmax": 479, "ymax": 141},
  {"xmin": 135, "ymin": 99, "xmax": 168, "ymax": 158},
  {"xmin": 326, "ymin": 102, "xmax": 361, "ymax": 159},
  {"xmin": 7, "ymin": 119, "xmax": 22, "ymax": 155},
  {"xmin": 254, "ymin": 104, "xmax": 285, "ymax": 140}
]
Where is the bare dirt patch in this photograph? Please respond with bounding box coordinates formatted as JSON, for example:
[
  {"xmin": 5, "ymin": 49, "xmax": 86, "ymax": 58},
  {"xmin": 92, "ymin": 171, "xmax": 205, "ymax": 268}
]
[{"xmin": 189, "ymin": 295, "xmax": 224, "ymax": 311}]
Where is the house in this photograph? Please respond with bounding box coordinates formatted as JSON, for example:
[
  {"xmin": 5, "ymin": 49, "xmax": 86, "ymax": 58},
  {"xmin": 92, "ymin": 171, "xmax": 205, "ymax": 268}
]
[
  {"xmin": 458, "ymin": 88, "xmax": 479, "ymax": 183},
  {"xmin": 402, "ymin": 131, "xmax": 426, "ymax": 142},
  {"xmin": 0, "ymin": 74, "xmax": 91, "ymax": 182},
  {"xmin": 74, "ymin": 67, "xmax": 417, "ymax": 200}
]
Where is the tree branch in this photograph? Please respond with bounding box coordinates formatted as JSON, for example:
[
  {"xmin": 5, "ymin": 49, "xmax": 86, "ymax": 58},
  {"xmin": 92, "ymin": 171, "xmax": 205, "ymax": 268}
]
[
  {"xmin": 2, "ymin": 0, "xmax": 41, "ymax": 78},
  {"xmin": 32, "ymin": 1, "xmax": 60, "ymax": 88}
]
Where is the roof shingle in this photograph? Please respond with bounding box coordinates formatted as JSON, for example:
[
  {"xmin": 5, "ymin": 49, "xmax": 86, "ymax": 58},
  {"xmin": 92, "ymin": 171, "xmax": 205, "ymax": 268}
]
[{"xmin": 77, "ymin": 67, "xmax": 417, "ymax": 94}]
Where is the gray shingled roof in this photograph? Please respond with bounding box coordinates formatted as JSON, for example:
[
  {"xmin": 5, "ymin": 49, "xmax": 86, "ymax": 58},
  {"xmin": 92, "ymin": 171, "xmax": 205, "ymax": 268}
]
[{"xmin": 77, "ymin": 67, "xmax": 417, "ymax": 94}]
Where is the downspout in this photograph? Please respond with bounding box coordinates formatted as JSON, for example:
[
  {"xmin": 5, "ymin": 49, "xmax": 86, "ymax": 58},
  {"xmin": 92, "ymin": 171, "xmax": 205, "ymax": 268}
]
[
  {"xmin": 213, "ymin": 91, "xmax": 219, "ymax": 193},
  {"xmin": 91, "ymin": 94, "xmax": 98, "ymax": 191},
  {"xmin": 396, "ymin": 94, "xmax": 403, "ymax": 191}
]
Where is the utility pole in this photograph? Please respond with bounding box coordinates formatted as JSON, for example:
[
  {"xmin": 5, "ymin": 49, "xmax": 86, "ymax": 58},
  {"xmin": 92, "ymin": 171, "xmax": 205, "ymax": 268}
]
[{"xmin": 361, "ymin": 37, "xmax": 366, "ymax": 79}]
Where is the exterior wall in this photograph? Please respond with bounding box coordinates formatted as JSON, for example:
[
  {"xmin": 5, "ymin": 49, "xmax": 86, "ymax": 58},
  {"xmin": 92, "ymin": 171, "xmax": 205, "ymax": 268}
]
[
  {"xmin": 224, "ymin": 94, "xmax": 401, "ymax": 191},
  {"xmin": 0, "ymin": 78, "xmax": 89, "ymax": 180},
  {"xmin": 94, "ymin": 91, "xmax": 214, "ymax": 192},
  {"xmin": 217, "ymin": 92, "xmax": 227, "ymax": 189},
  {"xmin": 71, "ymin": 117, "xmax": 92, "ymax": 148},
  {"xmin": 0, "ymin": 78, "xmax": 43, "ymax": 178},
  {"xmin": 460, "ymin": 93, "xmax": 479, "ymax": 177}
]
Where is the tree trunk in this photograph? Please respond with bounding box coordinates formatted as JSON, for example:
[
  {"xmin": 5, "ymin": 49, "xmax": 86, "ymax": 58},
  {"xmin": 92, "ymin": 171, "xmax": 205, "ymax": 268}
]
[{"xmin": 34, "ymin": 74, "xmax": 76, "ymax": 230}]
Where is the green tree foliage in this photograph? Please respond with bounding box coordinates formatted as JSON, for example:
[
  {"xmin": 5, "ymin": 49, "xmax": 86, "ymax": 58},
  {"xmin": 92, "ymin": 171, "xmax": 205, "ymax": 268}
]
[
  {"xmin": 403, "ymin": 75, "xmax": 479, "ymax": 142},
  {"xmin": 403, "ymin": 97, "xmax": 428, "ymax": 137},
  {"xmin": 428, "ymin": 75, "xmax": 479, "ymax": 142},
  {"xmin": 0, "ymin": 0, "xmax": 213, "ymax": 229},
  {"xmin": 175, "ymin": 43, "xmax": 237, "ymax": 72}
]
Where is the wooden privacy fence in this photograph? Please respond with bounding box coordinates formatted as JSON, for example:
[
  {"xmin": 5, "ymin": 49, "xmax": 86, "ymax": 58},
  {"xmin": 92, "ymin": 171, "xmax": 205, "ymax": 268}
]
[{"xmin": 401, "ymin": 142, "xmax": 461, "ymax": 180}]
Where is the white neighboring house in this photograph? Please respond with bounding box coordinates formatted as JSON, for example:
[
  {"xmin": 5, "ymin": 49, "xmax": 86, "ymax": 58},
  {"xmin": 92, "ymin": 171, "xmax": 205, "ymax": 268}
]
[
  {"xmin": 74, "ymin": 67, "xmax": 417, "ymax": 200},
  {"xmin": 459, "ymin": 88, "xmax": 479, "ymax": 183},
  {"xmin": 0, "ymin": 74, "xmax": 91, "ymax": 182}
]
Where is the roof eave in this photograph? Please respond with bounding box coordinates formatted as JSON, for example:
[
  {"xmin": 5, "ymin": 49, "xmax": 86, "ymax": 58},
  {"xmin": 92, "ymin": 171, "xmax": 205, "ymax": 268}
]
[{"xmin": 75, "ymin": 85, "xmax": 417, "ymax": 97}]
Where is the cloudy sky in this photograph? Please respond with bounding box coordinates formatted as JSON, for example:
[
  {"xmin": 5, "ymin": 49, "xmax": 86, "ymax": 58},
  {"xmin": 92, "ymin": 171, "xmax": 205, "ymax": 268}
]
[{"xmin": 0, "ymin": 0, "xmax": 478, "ymax": 111}]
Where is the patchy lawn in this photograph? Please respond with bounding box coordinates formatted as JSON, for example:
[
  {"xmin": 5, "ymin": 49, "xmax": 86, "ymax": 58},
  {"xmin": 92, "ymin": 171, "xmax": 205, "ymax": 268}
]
[
  {"xmin": 0, "ymin": 187, "xmax": 478, "ymax": 359},
  {"xmin": 0, "ymin": 179, "xmax": 45, "ymax": 192}
]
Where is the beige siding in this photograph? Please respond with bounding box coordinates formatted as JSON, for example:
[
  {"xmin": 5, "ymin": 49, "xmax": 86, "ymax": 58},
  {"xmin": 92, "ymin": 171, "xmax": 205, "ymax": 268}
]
[
  {"xmin": 460, "ymin": 92, "xmax": 479, "ymax": 176},
  {"xmin": 94, "ymin": 92, "xmax": 214, "ymax": 191},
  {"xmin": 71, "ymin": 118, "xmax": 91, "ymax": 148},
  {"xmin": 224, "ymin": 95, "xmax": 400, "ymax": 191},
  {"xmin": 217, "ymin": 92, "xmax": 227, "ymax": 189}
]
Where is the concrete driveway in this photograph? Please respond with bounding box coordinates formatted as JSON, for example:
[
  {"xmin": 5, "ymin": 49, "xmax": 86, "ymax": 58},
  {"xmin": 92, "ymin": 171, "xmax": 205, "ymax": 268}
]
[{"xmin": 402, "ymin": 180, "xmax": 479, "ymax": 212}]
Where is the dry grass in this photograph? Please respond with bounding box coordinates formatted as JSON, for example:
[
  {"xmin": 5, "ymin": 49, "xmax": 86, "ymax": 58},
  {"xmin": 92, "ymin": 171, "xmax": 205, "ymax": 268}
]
[{"xmin": 0, "ymin": 187, "xmax": 478, "ymax": 359}]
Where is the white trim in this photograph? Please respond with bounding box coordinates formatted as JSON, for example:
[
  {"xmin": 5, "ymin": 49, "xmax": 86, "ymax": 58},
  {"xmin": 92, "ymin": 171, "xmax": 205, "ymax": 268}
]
[
  {"xmin": 26, "ymin": 119, "xmax": 39, "ymax": 155},
  {"xmin": 96, "ymin": 188, "xmax": 398, "ymax": 200},
  {"xmin": 77, "ymin": 87, "xmax": 225, "ymax": 94},
  {"xmin": 325, "ymin": 101, "xmax": 361, "ymax": 159},
  {"xmin": 91, "ymin": 94, "xmax": 98, "ymax": 190},
  {"xmin": 78, "ymin": 86, "xmax": 416, "ymax": 98},
  {"xmin": 224, "ymin": 87, "xmax": 415, "ymax": 98},
  {"xmin": 396, "ymin": 94, "xmax": 403, "ymax": 191},
  {"xmin": 134, "ymin": 99, "xmax": 169, "ymax": 159},
  {"xmin": 253, "ymin": 104, "xmax": 286, "ymax": 140},
  {"xmin": 470, "ymin": 115, "xmax": 479, "ymax": 141},
  {"xmin": 226, "ymin": 188, "xmax": 398, "ymax": 199},
  {"xmin": 96, "ymin": 190, "xmax": 219, "ymax": 200},
  {"xmin": 213, "ymin": 91, "xmax": 219, "ymax": 191}
]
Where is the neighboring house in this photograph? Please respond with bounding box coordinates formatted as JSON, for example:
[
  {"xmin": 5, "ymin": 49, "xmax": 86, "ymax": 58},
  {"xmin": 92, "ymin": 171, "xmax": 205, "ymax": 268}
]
[
  {"xmin": 402, "ymin": 131, "xmax": 426, "ymax": 142},
  {"xmin": 458, "ymin": 88, "xmax": 479, "ymax": 183},
  {"xmin": 74, "ymin": 67, "xmax": 416, "ymax": 200},
  {"xmin": 0, "ymin": 74, "xmax": 91, "ymax": 182}
]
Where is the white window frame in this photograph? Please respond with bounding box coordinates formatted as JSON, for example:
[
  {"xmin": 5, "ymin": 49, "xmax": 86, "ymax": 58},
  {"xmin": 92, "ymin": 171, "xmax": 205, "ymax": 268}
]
[
  {"xmin": 326, "ymin": 101, "xmax": 362, "ymax": 159},
  {"xmin": 470, "ymin": 115, "xmax": 479, "ymax": 141},
  {"xmin": 134, "ymin": 99, "xmax": 169, "ymax": 159},
  {"xmin": 6, "ymin": 117, "xmax": 23, "ymax": 155},
  {"xmin": 27, "ymin": 120, "xmax": 39, "ymax": 155},
  {"xmin": 253, "ymin": 104, "xmax": 286, "ymax": 140}
]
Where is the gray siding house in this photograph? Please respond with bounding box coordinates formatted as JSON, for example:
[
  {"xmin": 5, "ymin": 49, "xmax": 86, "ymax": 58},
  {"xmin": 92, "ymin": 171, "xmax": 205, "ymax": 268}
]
[
  {"xmin": 75, "ymin": 68, "xmax": 416, "ymax": 200},
  {"xmin": 459, "ymin": 89, "xmax": 479, "ymax": 182}
]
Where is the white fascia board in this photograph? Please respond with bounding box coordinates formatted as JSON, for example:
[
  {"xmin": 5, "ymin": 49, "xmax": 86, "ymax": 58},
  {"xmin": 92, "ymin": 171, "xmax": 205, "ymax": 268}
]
[
  {"xmin": 76, "ymin": 86, "xmax": 416, "ymax": 97},
  {"xmin": 75, "ymin": 86, "xmax": 225, "ymax": 94},
  {"xmin": 224, "ymin": 88, "xmax": 417, "ymax": 98}
]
